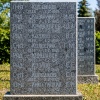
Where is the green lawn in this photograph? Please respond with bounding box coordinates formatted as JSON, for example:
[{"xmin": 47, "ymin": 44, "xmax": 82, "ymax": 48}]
[
  {"xmin": 0, "ymin": 64, "xmax": 100, "ymax": 100},
  {"xmin": 0, "ymin": 64, "xmax": 10, "ymax": 100},
  {"xmin": 96, "ymin": 65, "xmax": 100, "ymax": 81}
]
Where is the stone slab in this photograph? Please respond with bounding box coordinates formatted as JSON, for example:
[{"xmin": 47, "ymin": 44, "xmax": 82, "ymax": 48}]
[
  {"xmin": 78, "ymin": 17, "xmax": 98, "ymax": 84},
  {"xmin": 3, "ymin": 94, "xmax": 83, "ymax": 100},
  {"xmin": 78, "ymin": 75, "xmax": 99, "ymax": 84},
  {"xmin": 78, "ymin": 17, "xmax": 95, "ymax": 75},
  {"xmin": 11, "ymin": 0, "xmax": 77, "ymax": 2},
  {"xmin": 10, "ymin": 2, "xmax": 77, "ymax": 95}
]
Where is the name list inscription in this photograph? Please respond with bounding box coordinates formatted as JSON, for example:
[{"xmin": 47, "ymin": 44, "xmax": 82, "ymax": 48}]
[
  {"xmin": 11, "ymin": 2, "xmax": 76, "ymax": 95},
  {"xmin": 78, "ymin": 18, "xmax": 95, "ymax": 75}
]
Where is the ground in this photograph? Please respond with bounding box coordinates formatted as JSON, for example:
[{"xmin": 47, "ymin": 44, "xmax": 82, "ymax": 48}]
[{"xmin": 0, "ymin": 64, "xmax": 100, "ymax": 100}]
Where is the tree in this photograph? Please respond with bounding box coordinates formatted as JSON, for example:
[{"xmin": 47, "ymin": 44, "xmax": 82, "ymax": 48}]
[
  {"xmin": 95, "ymin": 31, "xmax": 100, "ymax": 64},
  {"xmin": 95, "ymin": 10, "xmax": 100, "ymax": 32},
  {"xmin": 78, "ymin": 0, "xmax": 92, "ymax": 17},
  {"xmin": 0, "ymin": 0, "xmax": 10, "ymax": 64},
  {"xmin": 94, "ymin": 1, "xmax": 100, "ymax": 64}
]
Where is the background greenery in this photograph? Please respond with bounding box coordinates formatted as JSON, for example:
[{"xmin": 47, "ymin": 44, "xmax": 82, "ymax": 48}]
[
  {"xmin": 0, "ymin": 0, "xmax": 10, "ymax": 64},
  {"xmin": 96, "ymin": 31, "xmax": 100, "ymax": 64},
  {"xmin": 78, "ymin": 0, "xmax": 92, "ymax": 17}
]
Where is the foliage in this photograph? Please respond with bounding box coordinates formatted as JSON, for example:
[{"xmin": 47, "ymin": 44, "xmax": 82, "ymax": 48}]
[
  {"xmin": 78, "ymin": 0, "xmax": 92, "ymax": 17},
  {"xmin": 95, "ymin": 1, "xmax": 100, "ymax": 64},
  {"xmin": 95, "ymin": 31, "xmax": 100, "ymax": 64},
  {"xmin": 95, "ymin": 10, "xmax": 100, "ymax": 32},
  {"xmin": 0, "ymin": 0, "xmax": 11, "ymax": 4},
  {"xmin": 0, "ymin": 0, "xmax": 10, "ymax": 64},
  {"xmin": 96, "ymin": 65, "xmax": 100, "ymax": 80}
]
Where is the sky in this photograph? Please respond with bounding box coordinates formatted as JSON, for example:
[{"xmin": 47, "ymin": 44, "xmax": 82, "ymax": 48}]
[{"xmin": 78, "ymin": 0, "xmax": 98, "ymax": 11}]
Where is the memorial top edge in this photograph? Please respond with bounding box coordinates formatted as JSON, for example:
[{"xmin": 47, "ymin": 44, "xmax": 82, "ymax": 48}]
[
  {"xmin": 78, "ymin": 17, "xmax": 95, "ymax": 19},
  {"xmin": 11, "ymin": 0, "xmax": 77, "ymax": 2}
]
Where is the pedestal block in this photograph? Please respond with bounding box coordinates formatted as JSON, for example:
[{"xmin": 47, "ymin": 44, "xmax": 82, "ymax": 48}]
[{"xmin": 4, "ymin": 94, "xmax": 83, "ymax": 100}]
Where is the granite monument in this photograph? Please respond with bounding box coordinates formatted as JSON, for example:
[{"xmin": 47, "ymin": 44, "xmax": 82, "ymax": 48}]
[
  {"xmin": 4, "ymin": 0, "xmax": 82, "ymax": 100},
  {"xmin": 78, "ymin": 17, "xmax": 98, "ymax": 83}
]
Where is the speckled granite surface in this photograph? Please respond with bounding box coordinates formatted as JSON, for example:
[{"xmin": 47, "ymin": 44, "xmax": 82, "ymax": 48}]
[
  {"xmin": 78, "ymin": 75, "xmax": 98, "ymax": 84},
  {"xmin": 10, "ymin": 2, "xmax": 77, "ymax": 95},
  {"xmin": 3, "ymin": 93, "xmax": 83, "ymax": 100}
]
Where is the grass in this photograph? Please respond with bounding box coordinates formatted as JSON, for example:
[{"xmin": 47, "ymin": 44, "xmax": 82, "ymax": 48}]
[
  {"xmin": 78, "ymin": 83, "xmax": 100, "ymax": 100},
  {"xmin": 0, "ymin": 64, "xmax": 100, "ymax": 100},
  {"xmin": 0, "ymin": 64, "xmax": 10, "ymax": 71},
  {"xmin": 0, "ymin": 63, "xmax": 10, "ymax": 100},
  {"xmin": 78, "ymin": 65, "xmax": 100, "ymax": 100},
  {"xmin": 96, "ymin": 65, "xmax": 100, "ymax": 81}
]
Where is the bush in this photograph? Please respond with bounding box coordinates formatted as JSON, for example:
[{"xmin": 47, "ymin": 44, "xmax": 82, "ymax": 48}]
[
  {"xmin": 0, "ymin": 28, "xmax": 10, "ymax": 64},
  {"xmin": 96, "ymin": 31, "xmax": 100, "ymax": 64},
  {"xmin": 0, "ymin": 6, "xmax": 10, "ymax": 64}
]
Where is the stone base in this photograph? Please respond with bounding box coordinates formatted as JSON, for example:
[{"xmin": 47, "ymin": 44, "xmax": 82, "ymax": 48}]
[
  {"xmin": 3, "ymin": 93, "xmax": 83, "ymax": 100},
  {"xmin": 78, "ymin": 75, "xmax": 99, "ymax": 84}
]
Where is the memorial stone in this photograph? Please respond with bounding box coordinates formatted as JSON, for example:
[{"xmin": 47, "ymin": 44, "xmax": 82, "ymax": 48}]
[
  {"xmin": 78, "ymin": 17, "xmax": 98, "ymax": 83},
  {"xmin": 4, "ymin": 0, "xmax": 82, "ymax": 100}
]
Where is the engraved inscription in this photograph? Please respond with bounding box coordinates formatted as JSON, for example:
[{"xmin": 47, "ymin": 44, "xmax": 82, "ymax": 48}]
[
  {"xmin": 78, "ymin": 18, "xmax": 95, "ymax": 75},
  {"xmin": 11, "ymin": 2, "xmax": 76, "ymax": 95}
]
